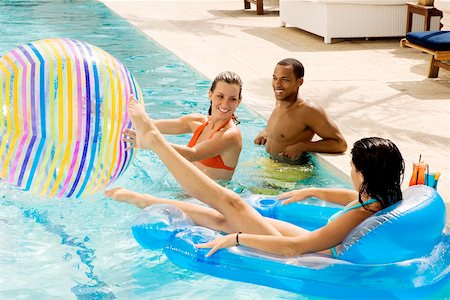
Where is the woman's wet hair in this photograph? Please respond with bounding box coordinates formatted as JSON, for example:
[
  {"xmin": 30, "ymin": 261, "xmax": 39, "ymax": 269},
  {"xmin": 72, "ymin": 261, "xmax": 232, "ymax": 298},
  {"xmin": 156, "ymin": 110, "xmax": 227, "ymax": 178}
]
[
  {"xmin": 208, "ymin": 71, "xmax": 242, "ymax": 124},
  {"xmin": 351, "ymin": 137, "xmax": 404, "ymax": 209},
  {"xmin": 277, "ymin": 58, "xmax": 304, "ymax": 79}
]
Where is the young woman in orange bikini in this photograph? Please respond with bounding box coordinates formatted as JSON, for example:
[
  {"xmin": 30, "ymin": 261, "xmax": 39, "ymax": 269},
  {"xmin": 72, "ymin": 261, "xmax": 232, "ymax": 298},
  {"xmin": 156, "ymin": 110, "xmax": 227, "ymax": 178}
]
[{"xmin": 123, "ymin": 71, "xmax": 243, "ymax": 181}]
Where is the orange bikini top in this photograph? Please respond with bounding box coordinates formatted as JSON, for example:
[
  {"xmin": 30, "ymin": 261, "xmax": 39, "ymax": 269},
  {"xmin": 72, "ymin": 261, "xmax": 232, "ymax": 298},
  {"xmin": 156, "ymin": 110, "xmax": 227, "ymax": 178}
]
[{"xmin": 187, "ymin": 120, "xmax": 235, "ymax": 171}]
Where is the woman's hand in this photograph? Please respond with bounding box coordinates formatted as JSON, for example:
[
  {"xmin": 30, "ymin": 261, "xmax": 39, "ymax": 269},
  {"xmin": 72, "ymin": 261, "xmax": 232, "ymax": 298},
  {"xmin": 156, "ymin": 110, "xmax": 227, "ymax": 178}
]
[
  {"xmin": 277, "ymin": 188, "xmax": 315, "ymax": 205},
  {"xmin": 122, "ymin": 128, "xmax": 137, "ymax": 151},
  {"xmin": 195, "ymin": 233, "xmax": 238, "ymax": 257}
]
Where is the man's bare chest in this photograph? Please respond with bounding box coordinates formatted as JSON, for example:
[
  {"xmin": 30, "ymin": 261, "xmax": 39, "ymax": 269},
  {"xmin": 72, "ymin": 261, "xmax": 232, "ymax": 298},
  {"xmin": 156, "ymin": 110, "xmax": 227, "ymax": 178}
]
[{"xmin": 266, "ymin": 112, "xmax": 308, "ymax": 140}]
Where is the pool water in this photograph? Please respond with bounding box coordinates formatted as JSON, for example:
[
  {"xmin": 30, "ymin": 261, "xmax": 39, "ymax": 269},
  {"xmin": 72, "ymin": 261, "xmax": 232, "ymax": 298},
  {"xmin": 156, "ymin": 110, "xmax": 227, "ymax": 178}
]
[{"xmin": 2, "ymin": 0, "xmax": 447, "ymax": 299}]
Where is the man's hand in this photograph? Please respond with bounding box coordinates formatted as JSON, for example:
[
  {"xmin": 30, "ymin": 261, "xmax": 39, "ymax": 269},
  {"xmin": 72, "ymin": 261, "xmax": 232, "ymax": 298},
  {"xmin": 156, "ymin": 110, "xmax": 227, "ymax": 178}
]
[
  {"xmin": 280, "ymin": 143, "xmax": 305, "ymax": 160},
  {"xmin": 254, "ymin": 130, "xmax": 267, "ymax": 145}
]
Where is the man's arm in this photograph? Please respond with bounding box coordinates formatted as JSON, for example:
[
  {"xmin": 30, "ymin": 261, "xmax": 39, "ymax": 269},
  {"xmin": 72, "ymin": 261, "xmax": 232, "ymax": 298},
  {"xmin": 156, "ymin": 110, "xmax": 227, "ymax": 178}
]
[
  {"xmin": 281, "ymin": 105, "xmax": 347, "ymax": 157},
  {"xmin": 282, "ymin": 132, "xmax": 346, "ymax": 156},
  {"xmin": 301, "ymin": 105, "xmax": 347, "ymax": 153},
  {"xmin": 254, "ymin": 128, "xmax": 267, "ymax": 145}
]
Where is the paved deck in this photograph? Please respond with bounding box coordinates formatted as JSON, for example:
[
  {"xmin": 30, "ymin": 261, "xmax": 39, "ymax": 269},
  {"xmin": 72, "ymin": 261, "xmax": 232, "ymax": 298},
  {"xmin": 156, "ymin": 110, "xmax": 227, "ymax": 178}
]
[{"xmin": 101, "ymin": 0, "xmax": 450, "ymax": 217}]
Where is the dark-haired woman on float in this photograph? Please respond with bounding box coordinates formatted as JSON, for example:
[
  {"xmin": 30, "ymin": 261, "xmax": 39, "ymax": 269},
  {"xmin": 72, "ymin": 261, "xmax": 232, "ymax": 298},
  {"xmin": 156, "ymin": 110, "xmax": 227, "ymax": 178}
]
[
  {"xmin": 108, "ymin": 96, "xmax": 405, "ymax": 257},
  {"xmin": 124, "ymin": 71, "xmax": 243, "ymax": 181}
]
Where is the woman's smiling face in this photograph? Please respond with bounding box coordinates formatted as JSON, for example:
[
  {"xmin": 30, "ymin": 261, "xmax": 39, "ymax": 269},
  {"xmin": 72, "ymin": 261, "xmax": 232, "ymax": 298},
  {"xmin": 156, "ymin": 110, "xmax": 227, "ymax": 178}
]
[{"xmin": 209, "ymin": 81, "xmax": 241, "ymax": 120}]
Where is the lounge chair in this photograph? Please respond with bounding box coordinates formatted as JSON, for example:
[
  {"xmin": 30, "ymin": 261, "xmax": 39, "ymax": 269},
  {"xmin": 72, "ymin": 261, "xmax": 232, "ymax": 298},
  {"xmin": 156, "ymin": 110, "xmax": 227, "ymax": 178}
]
[
  {"xmin": 244, "ymin": 0, "xmax": 264, "ymax": 15},
  {"xmin": 401, "ymin": 31, "xmax": 450, "ymax": 78}
]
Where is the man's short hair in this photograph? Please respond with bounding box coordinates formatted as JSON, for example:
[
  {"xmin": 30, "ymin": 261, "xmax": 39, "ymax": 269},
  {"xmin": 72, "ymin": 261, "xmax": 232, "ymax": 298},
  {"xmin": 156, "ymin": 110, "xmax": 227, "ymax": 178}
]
[{"xmin": 277, "ymin": 58, "xmax": 304, "ymax": 79}]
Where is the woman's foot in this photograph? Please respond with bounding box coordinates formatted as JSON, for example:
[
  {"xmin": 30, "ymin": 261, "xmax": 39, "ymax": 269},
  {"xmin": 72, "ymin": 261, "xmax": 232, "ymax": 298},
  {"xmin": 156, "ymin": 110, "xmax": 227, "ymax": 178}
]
[
  {"xmin": 105, "ymin": 187, "xmax": 152, "ymax": 208},
  {"xmin": 127, "ymin": 96, "xmax": 163, "ymax": 151}
]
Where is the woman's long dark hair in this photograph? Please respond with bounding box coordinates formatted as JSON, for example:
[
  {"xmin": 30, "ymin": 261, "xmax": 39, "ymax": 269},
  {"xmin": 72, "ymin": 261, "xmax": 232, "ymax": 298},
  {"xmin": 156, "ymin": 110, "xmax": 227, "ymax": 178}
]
[
  {"xmin": 208, "ymin": 71, "xmax": 242, "ymax": 124},
  {"xmin": 351, "ymin": 137, "xmax": 404, "ymax": 209}
]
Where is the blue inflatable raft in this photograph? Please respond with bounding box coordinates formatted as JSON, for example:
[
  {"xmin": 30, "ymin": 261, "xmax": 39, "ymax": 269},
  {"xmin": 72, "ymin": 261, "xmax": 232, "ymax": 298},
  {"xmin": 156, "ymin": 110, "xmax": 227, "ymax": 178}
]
[{"xmin": 131, "ymin": 185, "xmax": 450, "ymax": 296}]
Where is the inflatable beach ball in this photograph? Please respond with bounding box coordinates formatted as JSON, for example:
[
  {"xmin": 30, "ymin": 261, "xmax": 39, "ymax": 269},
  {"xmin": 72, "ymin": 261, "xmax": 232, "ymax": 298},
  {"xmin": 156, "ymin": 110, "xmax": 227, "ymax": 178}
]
[{"xmin": 0, "ymin": 38, "xmax": 142, "ymax": 198}]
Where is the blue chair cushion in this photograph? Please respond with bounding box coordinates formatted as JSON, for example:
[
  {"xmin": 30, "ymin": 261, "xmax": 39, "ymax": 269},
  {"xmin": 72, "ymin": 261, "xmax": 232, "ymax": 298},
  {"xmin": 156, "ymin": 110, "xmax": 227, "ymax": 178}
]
[
  {"xmin": 406, "ymin": 31, "xmax": 450, "ymax": 51},
  {"xmin": 336, "ymin": 185, "xmax": 446, "ymax": 264}
]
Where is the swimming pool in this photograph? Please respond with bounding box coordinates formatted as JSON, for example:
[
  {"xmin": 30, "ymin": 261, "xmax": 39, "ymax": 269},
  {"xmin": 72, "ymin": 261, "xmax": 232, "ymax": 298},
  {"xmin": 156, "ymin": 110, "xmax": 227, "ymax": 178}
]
[{"xmin": 1, "ymin": 1, "xmax": 448, "ymax": 299}]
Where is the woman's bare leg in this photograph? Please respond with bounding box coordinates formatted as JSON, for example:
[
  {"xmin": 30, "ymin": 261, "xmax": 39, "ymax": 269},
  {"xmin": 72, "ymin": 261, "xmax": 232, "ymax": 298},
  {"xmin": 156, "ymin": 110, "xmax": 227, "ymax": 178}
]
[
  {"xmin": 265, "ymin": 218, "xmax": 310, "ymax": 236},
  {"xmin": 126, "ymin": 97, "xmax": 280, "ymax": 235},
  {"xmin": 106, "ymin": 187, "xmax": 308, "ymax": 237},
  {"xmin": 106, "ymin": 187, "xmax": 233, "ymax": 232}
]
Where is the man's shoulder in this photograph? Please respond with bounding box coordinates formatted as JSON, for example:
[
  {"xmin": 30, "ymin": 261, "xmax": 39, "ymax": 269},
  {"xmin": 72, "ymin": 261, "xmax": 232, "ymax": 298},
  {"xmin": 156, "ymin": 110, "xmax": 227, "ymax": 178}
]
[
  {"xmin": 272, "ymin": 99, "xmax": 325, "ymax": 119},
  {"xmin": 293, "ymin": 99, "xmax": 324, "ymax": 115}
]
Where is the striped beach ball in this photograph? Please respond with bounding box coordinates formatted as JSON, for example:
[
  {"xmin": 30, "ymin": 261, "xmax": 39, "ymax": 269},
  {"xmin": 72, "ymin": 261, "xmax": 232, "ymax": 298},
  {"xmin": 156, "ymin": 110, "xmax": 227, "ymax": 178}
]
[{"xmin": 0, "ymin": 38, "xmax": 142, "ymax": 198}]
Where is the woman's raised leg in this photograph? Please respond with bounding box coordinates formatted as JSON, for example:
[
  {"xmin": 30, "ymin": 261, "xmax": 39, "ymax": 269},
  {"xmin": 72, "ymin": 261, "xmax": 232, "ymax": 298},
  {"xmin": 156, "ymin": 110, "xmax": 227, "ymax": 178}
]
[{"xmin": 126, "ymin": 97, "xmax": 280, "ymax": 235}]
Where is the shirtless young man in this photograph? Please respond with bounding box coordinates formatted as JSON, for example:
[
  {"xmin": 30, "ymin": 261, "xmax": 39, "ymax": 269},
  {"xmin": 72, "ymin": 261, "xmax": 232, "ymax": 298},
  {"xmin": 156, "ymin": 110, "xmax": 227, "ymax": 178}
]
[{"xmin": 254, "ymin": 58, "xmax": 347, "ymax": 163}]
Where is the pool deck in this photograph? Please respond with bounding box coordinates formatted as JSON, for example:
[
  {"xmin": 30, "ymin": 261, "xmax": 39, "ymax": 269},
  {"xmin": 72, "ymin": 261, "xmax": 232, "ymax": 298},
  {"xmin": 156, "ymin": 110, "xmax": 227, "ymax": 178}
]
[{"xmin": 100, "ymin": 0, "xmax": 450, "ymax": 218}]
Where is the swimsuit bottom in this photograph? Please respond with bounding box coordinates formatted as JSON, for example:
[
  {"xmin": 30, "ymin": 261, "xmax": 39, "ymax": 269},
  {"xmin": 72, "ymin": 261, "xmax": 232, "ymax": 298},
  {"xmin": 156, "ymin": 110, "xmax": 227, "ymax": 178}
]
[{"xmin": 269, "ymin": 152, "xmax": 312, "ymax": 165}]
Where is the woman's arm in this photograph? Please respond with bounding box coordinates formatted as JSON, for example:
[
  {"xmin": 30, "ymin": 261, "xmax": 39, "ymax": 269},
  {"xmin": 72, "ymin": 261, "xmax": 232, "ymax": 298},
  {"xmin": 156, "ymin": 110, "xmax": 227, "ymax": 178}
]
[
  {"xmin": 154, "ymin": 114, "xmax": 205, "ymax": 134},
  {"xmin": 278, "ymin": 187, "xmax": 358, "ymax": 206},
  {"xmin": 197, "ymin": 205, "xmax": 375, "ymax": 257}
]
